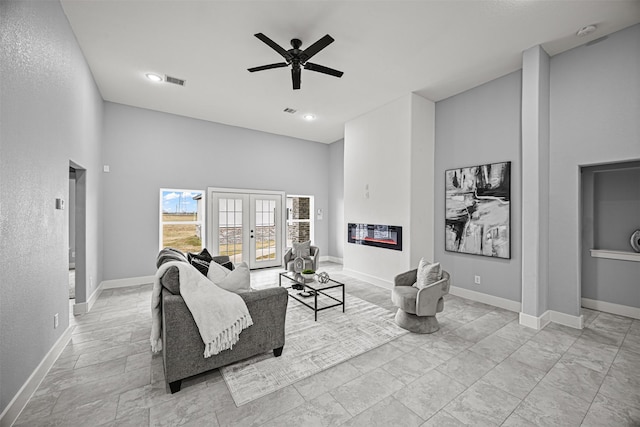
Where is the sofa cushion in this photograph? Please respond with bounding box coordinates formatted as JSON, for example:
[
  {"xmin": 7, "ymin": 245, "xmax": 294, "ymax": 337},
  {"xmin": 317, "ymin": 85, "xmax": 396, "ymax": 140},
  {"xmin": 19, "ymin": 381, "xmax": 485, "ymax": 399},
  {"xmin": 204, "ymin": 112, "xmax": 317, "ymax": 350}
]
[
  {"xmin": 292, "ymin": 240, "xmax": 311, "ymax": 258},
  {"xmin": 214, "ymin": 262, "xmax": 252, "ymax": 294},
  {"xmin": 391, "ymin": 286, "xmax": 418, "ymax": 314},
  {"xmin": 414, "ymin": 259, "xmax": 442, "ymax": 289},
  {"xmin": 188, "ymin": 248, "xmax": 214, "ymax": 276},
  {"xmin": 157, "ymin": 247, "xmax": 188, "ymax": 268},
  {"xmin": 207, "ymin": 259, "xmax": 231, "ymax": 283}
]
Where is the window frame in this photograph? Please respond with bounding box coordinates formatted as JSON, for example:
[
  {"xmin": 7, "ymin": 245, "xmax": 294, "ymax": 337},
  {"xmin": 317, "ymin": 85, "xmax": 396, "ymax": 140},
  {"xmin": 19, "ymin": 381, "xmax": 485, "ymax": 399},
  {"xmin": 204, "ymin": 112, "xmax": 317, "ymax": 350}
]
[
  {"xmin": 159, "ymin": 188, "xmax": 206, "ymax": 252},
  {"xmin": 286, "ymin": 194, "xmax": 314, "ymax": 248}
]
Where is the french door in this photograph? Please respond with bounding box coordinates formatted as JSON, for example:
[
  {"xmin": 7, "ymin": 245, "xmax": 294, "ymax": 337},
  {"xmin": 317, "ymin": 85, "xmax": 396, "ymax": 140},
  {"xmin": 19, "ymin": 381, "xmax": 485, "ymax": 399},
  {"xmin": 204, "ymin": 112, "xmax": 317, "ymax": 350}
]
[{"xmin": 208, "ymin": 189, "xmax": 284, "ymax": 269}]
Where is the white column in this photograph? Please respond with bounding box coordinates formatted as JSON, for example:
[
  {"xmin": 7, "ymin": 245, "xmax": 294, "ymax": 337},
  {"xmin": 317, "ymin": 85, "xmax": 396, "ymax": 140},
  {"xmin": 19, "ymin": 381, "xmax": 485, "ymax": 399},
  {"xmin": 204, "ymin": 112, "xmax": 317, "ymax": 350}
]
[{"xmin": 520, "ymin": 45, "xmax": 551, "ymax": 329}]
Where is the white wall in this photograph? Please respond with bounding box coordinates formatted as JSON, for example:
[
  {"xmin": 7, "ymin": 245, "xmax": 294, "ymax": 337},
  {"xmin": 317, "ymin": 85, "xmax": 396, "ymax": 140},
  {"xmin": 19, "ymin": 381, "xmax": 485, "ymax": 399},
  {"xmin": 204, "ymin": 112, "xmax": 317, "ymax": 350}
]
[
  {"xmin": 0, "ymin": 0, "xmax": 104, "ymax": 415},
  {"xmin": 344, "ymin": 93, "xmax": 435, "ymax": 286},
  {"xmin": 549, "ymin": 24, "xmax": 640, "ymax": 316},
  {"xmin": 328, "ymin": 139, "xmax": 345, "ymax": 261},
  {"xmin": 102, "ymin": 102, "xmax": 332, "ymax": 280}
]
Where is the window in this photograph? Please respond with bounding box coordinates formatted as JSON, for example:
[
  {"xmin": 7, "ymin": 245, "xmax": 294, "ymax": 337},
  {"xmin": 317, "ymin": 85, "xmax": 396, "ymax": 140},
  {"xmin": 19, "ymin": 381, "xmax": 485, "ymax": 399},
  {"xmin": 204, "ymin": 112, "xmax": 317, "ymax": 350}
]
[
  {"xmin": 286, "ymin": 195, "xmax": 314, "ymax": 248},
  {"xmin": 160, "ymin": 189, "xmax": 205, "ymax": 253}
]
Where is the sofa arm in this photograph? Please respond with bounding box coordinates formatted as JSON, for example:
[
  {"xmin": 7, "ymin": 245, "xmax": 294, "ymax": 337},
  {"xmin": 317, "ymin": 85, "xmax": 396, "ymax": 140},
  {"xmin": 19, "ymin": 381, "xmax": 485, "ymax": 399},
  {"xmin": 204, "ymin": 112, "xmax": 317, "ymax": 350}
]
[
  {"xmin": 415, "ymin": 273, "xmax": 450, "ymax": 316},
  {"xmin": 394, "ymin": 269, "xmax": 417, "ymax": 287},
  {"xmin": 283, "ymin": 248, "xmax": 293, "ymax": 265}
]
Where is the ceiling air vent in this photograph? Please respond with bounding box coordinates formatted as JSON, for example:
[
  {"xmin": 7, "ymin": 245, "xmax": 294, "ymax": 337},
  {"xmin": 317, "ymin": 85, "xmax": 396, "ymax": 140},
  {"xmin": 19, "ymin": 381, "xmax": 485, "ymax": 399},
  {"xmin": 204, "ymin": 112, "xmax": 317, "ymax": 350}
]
[
  {"xmin": 165, "ymin": 75, "xmax": 186, "ymax": 86},
  {"xmin": 283, "ymin": 107, "xmax": 297, "ymax": 114}
]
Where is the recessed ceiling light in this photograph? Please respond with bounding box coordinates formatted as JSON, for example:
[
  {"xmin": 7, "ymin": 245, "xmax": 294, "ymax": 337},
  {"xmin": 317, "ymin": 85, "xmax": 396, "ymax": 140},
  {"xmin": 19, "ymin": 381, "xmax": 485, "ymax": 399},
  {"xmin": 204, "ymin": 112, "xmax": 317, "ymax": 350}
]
[
  {"xmin": 577, "ymin": 24, "xmax": 597, "ymax": 37},
  {"xmin": 145, "ymin": 73, "xmax": 163, "ymax": 82},
  {"xmin": 303, "ymin": 114, "xmax": 315, "ymax": 121}
]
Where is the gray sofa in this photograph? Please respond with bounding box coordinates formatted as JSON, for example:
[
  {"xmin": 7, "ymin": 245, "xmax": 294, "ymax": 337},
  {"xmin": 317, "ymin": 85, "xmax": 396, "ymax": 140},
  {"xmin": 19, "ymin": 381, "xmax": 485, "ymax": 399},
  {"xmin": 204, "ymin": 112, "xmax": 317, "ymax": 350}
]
[{"xmin": 156, "ymin": 248, "xmax": 288, "ymax": 393}]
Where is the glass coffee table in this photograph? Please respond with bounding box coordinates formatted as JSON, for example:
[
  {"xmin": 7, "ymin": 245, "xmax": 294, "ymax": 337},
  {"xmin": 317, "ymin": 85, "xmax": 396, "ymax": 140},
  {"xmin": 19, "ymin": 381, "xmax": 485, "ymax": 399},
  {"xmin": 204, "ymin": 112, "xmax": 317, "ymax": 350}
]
[{"xmin": 279, "ymin": 271, "xmax": 345, "ymax": 321}]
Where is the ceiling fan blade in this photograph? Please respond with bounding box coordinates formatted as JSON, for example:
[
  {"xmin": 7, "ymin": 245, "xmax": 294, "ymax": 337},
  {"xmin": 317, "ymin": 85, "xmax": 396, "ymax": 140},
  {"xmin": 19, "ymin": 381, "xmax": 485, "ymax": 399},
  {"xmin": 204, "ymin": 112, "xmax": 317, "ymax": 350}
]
[
  {"xmin": 247, "ymin": 62, "xmax": 288, "ymax": 72},
  {"xmin": 254, "ymin": 33, "xmax": 293, "ymax": 62},
  {"xmin": 299, "ymin": 34, "xmax": 334, "ymax": 63},
  {"xmin": 304, "ymin": 62, "xmax": 344, "ymax": 78},
  {"xmin": 292, "ymin": 67, "xmax": 301, "ymax": 90}
]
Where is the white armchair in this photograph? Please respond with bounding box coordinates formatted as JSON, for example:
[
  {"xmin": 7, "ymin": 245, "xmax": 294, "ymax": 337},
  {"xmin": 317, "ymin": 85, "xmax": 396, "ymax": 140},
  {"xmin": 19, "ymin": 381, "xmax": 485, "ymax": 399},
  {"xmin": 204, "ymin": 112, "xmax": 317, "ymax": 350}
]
[
  {"xmin": 283, "ymin": 244, "xmax": 319, "ymax": 272},
  {"xmin": 391, "ymin": 267, "xmax": 450, "ymax": 333}
]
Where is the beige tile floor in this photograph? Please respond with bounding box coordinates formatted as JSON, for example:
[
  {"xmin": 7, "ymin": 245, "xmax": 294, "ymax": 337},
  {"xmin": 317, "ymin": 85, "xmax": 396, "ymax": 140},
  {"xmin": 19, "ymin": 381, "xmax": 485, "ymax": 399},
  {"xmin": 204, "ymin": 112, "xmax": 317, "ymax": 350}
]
[{"xmin": 14, "ymin": 262, "xmax": 640, "ymax": 426}]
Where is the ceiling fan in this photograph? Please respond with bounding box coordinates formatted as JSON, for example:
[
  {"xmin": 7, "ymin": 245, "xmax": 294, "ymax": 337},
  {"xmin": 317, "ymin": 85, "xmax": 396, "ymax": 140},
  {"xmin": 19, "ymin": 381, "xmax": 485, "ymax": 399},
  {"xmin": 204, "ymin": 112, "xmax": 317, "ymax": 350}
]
[{"xmin": 248, "ymin": 33, "xmax": 344, "ymax": 90}]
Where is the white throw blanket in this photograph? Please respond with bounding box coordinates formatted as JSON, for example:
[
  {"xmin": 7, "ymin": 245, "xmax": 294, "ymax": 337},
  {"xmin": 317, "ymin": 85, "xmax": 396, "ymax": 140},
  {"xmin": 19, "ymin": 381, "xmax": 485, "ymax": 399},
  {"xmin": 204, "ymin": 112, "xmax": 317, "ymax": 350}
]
[{"xmin": 151, "ymin": 261, "xmax": 253, "ymax": 357}]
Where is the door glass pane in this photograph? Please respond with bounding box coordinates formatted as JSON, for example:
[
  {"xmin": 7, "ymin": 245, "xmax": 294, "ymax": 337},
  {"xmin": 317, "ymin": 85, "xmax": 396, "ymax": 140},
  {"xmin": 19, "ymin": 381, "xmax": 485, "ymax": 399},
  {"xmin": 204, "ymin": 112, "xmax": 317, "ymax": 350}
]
[
  {"xmin": 218, "ymin": 198, "xmax": 243, "ymax": 263},
  {"xmin": 255, "ymin": 198, "xmax": 276, "ymax": 262}
]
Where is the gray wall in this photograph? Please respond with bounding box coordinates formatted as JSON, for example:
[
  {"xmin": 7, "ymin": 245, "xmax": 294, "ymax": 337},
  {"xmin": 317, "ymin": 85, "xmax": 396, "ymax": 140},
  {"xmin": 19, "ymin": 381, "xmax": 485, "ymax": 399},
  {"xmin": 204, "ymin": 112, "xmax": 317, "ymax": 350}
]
[
  {"xmin": 102, "ymin": 102, "xmax": 331, "ymax": 280},
  {"xmin": 328, "ymin": 139, "xmax": 344, "ymax": 260},
  {"xmin": 434, "ymin": 70, "xmax": 522, "ymax": 303},
  {"xmin": 549, "ymin": 23, "xmax": 640, "ymax": 316},
  {"xmin": 581, "ymin": 162, "xmax": 640, "ymax": 308},
  {"xmin": 0, "ymin": 0, "xmax": 104, "ymax": 414}
]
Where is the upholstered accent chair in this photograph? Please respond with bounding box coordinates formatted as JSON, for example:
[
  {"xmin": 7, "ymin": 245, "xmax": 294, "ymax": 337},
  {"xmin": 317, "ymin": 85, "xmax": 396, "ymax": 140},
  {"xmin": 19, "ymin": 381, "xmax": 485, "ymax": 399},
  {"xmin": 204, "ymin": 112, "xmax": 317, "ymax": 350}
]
[
  {"xmin": 283, "ymin": 241, "xmax": 319, "ymax": 272},
  {"xmin": 391, "ymin": 265, "xmax": 450, "ymax": 333}
]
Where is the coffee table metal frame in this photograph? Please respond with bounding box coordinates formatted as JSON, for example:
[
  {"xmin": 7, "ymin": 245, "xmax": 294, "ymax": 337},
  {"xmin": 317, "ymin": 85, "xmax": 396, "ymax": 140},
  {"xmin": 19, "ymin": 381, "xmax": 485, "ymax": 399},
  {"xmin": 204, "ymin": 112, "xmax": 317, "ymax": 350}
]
[{"xmin": 278, "ymin": 271, "xmax": 345, "ymax": 321}]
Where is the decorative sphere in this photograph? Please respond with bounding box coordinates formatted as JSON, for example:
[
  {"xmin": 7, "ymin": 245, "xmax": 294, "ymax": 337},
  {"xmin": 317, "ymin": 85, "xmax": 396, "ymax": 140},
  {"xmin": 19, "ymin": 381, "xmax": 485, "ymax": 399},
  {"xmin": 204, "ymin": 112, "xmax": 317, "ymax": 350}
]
[{"xmin": 317, "ymin": 271, "xmax": 330, "ymax": 284}]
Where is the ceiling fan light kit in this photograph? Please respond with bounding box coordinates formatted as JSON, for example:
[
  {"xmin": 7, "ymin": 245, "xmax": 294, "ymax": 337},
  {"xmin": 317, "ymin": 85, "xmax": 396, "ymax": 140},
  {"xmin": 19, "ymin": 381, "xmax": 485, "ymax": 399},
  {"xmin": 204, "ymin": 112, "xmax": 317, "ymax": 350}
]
[{"xmin": 248, "ymin": 33, "xmax": 344, "ymax": 90}]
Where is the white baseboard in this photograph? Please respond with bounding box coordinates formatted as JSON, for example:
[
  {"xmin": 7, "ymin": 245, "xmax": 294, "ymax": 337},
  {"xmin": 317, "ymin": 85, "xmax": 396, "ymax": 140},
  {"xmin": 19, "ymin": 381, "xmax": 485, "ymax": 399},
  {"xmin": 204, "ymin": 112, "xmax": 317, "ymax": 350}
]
[
  {"xmin": 519, "ymin": 311, "xmax": 551, "ymax": 330},
  {"xmin": 341, "ymin": 268, "xmax": 393, "ymax": 290},
  {"xmin": 550, "ymin": 310, "xmax": 585, "ymax": 329},
  {"xmin": 101, "ymin": 275, "xmax": 154, "ymax": 289},
  {"xmin": 582, "ymin": 297, "xmax": 640, "ymax": 320},
  {"xmin": 449, "ymin": 286, "xmax": 522, "ymax": 313},
  {"xmin": 519, "ymin": 309, "xmax": 584, "ymax": 330},
  {"xmin": 0, "ymin": 325, "xmax": 73, "ymax": 427},
  {"xmin": 73, "ymin": 280, "xmax": 105, "ymax": 315}
]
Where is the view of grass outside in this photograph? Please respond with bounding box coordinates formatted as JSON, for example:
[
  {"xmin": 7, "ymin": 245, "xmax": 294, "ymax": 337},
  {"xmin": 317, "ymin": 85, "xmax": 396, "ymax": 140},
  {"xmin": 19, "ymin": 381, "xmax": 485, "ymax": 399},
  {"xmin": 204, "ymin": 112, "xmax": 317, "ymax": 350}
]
[
  {"xmin": 161, "ymin": 189, "xmax": 204, "ymax": 253},
  {"xmin": 162, "ymin": 222, "xmax": 202, "ymax": 253}
]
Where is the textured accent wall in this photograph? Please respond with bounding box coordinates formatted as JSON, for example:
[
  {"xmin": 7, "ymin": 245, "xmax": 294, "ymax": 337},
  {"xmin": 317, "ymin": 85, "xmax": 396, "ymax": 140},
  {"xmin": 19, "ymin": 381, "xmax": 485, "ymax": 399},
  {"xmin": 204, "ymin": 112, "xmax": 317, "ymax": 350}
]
[{"xmin": 0, "ymin": 0, "xmax": 104, "ymax": 415}]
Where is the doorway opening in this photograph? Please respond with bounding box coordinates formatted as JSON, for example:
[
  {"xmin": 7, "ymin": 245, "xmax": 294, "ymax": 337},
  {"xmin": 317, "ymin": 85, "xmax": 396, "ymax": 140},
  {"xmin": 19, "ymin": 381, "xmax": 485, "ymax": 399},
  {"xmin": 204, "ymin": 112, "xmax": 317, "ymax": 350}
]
[{"xmin": 69, "ymin": 161, "xmax": 86, "ymax": 312}]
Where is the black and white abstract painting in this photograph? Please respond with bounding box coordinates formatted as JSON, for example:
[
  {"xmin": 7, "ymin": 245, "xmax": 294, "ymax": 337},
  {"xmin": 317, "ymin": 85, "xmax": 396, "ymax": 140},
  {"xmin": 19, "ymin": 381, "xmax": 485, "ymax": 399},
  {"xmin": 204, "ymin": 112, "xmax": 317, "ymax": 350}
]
[{"xmin": 445, "ymin": 161, "xmax": 511, "ymax": 259}]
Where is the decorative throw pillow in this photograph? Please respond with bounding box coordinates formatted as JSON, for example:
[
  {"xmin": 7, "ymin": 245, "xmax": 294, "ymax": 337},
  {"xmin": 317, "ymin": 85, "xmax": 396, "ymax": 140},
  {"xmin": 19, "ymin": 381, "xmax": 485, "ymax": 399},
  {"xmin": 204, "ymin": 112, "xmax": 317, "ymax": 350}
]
[
  {"xmin": 188, "ymin": 248, "xmax": 213, "ymax": 276},
  {"xmin": 215, "ymin": 262, "xmax": 252, "ymax": 293},
  {"xmin": 292, "ymin": 240, "xmax": 311, "ymax": 258},
  {"xmin": 414, "ymin": 258, "xmax": 442, "ymax": 289},
  {"xmin": 207, "ymin": 259, "xmax": 231, "ymax": 284},
  {"xmin": 219, "ymin": 261, "xmax": 234, "ymax": 271}
]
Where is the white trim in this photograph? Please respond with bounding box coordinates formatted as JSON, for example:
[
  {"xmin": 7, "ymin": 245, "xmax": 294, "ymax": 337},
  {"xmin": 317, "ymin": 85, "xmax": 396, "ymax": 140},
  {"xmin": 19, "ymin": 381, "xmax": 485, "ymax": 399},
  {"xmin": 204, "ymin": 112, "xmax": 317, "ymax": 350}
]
[
  {"xmin": 101, "ymin": 275, "xmax": 154, "ymax": 289},
  {"xmin": 550, "ymin": 310, "xmax": 584, "ymax": 329},
  {"xmin": 341, "ymin": 268, "xmax": 393, "ymax": 290},
  {"xmin": 0, "ymin": 325, "xmax": 73, "ymax": 427},
  {"xmin": 449, "ymin": 286, "xmax": 521, "ymax": 313},
  {"xmin": 519, "ymin": 310, "xmax": 551, "ymax": 330},
  {"xmin": 590, "ymin": 249, "xmax": 640, "ymax": 262},
  {"xmin": 518, "ymin": 309, "xmax": 584, "ymax": 330},
  {"xmin": 582, "ymin": 297, "xmax": 640, "ymax": 320},
  {"xmin": 73, "ymin": 280, "xmax": 105, "ymax": 315}
]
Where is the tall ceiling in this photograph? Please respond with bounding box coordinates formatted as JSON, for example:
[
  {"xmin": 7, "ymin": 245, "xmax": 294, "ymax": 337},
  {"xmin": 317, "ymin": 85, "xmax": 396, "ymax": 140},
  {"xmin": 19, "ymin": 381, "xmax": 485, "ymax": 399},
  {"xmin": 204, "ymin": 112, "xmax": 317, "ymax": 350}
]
[{"xmin": 60, "ymin": 0, "xmax": 640, "ymax": 144}]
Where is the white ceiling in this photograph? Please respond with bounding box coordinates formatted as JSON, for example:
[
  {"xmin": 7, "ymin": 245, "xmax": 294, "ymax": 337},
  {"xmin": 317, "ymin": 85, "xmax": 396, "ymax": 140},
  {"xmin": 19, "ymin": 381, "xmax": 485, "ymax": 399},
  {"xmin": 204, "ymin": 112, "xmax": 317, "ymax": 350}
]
[{"xmin": 60, "ymin": 0, "xmax": 640, "ymax": 144}]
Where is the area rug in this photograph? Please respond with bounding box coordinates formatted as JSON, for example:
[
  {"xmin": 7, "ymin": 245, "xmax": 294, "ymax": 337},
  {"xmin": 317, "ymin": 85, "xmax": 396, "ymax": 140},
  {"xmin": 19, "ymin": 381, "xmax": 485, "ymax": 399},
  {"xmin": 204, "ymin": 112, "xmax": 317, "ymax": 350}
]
[{"xmin": 220, "ymin": 289, "xmax": 407, "ymax": 406}]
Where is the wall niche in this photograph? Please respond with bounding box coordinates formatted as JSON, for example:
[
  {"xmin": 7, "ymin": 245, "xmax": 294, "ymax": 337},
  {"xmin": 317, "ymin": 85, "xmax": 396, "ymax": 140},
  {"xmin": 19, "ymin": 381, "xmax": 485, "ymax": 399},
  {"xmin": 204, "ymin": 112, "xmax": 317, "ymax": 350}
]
[{"xmin": 581, "ymin": 160, "xmax": 640, "ymax": 312}]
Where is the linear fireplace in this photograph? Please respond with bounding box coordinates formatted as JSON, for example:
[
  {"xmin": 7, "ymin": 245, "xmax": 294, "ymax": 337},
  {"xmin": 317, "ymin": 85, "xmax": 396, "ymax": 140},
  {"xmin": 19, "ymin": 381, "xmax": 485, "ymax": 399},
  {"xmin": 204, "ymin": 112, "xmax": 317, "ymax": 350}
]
[{"xmin": 347, "ymin": 223, "xmax": 403, "ymax": 251}]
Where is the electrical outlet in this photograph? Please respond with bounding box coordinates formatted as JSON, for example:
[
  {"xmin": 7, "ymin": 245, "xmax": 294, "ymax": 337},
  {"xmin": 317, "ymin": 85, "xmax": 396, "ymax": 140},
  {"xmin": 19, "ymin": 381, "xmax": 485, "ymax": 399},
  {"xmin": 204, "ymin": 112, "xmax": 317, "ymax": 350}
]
[
  {"xmin": 474, "ymin": 275, "xmax": 481, "ymax": 285},
  {"xmin": 54, "ymin": 313, "xmax": 59, "ymax": 329}
]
